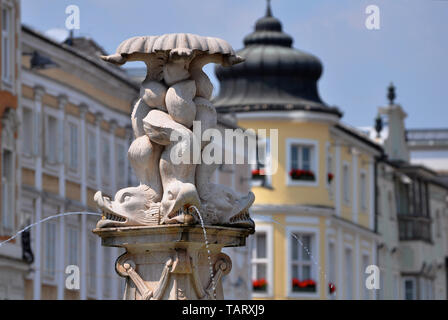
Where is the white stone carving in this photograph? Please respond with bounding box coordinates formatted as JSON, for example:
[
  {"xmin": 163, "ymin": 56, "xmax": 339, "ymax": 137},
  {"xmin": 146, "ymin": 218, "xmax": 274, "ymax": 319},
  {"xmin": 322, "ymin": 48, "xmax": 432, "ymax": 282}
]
[
  {"xmin": 95, "ymin": 33, "xmax": 254, "ymax": 229},
  {"xmin": 94, "ymin": 33, "xmax": 254, "ymax": 300}
]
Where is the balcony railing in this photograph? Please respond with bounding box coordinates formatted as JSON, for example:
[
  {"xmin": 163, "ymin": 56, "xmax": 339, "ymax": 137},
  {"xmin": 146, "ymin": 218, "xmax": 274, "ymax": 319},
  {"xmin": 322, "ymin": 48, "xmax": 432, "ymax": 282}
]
[{"xmin": 398, "ymin": 215, "xmax": 432, "ymax": 243}]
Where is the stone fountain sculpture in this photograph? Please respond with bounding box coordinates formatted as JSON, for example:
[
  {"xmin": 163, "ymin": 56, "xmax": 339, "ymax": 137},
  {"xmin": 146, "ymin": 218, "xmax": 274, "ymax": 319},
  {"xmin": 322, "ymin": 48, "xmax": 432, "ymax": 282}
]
[{"xmin": 93, "ymin": 33, "xmax": 255, "ymax": 300}]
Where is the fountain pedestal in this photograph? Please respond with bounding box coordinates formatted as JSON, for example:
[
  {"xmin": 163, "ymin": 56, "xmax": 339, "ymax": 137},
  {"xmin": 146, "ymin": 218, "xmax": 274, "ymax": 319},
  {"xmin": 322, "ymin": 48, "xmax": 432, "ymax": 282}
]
[{"xmin": 93, "ymin": 225, "xmax": 252, "ymax": 300}]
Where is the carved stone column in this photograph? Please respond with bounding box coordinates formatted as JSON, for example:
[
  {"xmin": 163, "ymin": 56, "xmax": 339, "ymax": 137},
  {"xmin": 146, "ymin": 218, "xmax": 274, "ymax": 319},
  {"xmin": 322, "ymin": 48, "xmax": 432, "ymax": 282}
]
[{"xmin": 93, "ymin": 225, "xmax": 252, "ymax": 300}]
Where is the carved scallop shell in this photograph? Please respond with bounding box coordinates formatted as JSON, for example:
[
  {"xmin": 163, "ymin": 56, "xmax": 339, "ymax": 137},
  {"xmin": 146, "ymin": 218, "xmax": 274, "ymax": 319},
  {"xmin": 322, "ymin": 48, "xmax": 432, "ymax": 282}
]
[
  {"xmin": 116, "ymin": 33, "xmax": 236, "ymax": 56},
  {"xmin": 101, "ymin": 33, "xmax": 243, "ymax": 67}
]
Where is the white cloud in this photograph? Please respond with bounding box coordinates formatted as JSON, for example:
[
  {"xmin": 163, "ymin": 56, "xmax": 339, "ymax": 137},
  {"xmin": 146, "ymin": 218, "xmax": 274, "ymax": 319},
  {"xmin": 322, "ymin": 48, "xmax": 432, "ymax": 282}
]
[{"xmin": 44, "ymin": 28, "xmax": 70, "ymax": 42}]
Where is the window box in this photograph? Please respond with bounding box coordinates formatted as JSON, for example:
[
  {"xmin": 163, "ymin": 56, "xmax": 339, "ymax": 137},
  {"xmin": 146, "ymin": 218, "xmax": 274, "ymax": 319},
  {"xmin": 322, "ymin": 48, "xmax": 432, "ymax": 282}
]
[
  {"xmin": 327, "ymin": 173, "xmax": 334, "ymax": 184},
  {"xmin": 292, "ymin": 278, "xmax": 316, "ymax": 292},
  {"xmin": 289, "ymin": 169, "xmax": 315, "ymax": 181},
  {"xmin": 252, "ymin": 169, "xmax": 266, "ymax": 180},
  {"xmin": 252, "ymin": 278, "xmax": 268, "ymax": 292}
]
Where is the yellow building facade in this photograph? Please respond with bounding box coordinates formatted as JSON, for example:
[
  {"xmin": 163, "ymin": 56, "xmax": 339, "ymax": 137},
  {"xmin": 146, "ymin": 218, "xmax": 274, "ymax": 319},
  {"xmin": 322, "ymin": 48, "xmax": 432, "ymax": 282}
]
[
  {"xmin": 214, "ymin": 3, "xmax": 382, "ymax": 299},
  {"xmin": 236, "ymin": 116, "xmax": 382, "ymax": 300}
]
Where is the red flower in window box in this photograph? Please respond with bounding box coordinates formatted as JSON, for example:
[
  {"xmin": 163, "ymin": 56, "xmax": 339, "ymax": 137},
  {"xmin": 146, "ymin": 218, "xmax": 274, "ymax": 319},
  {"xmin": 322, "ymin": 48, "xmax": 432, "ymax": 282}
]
[
  {"xmin": 292, "ymin": 278, "xmax": 317, "ymax": 292},
  {"xmin": 328, "ymin": 282, "xmax": 336, "ymax": 294},
  {"xmin": 253, "ymin": 278, "xmax": 267, "ymax": 291},
  {"xmin": 301, "ymin": 279, "xmax": 316, "ymax": 288},
  {"xmin": 252, "ymin": 168, "xmax": 266, "ymax": 180},
  {"xmin": 327, "ymin": 173, "xmax": 334, "ymax": 183},
  {"xmin": 292, "ymin": 278, "xmax": 300, "ymax": 287},
  {"xmin": 289, "ymin": 169, "xmax": 315, "ymax": 181}
]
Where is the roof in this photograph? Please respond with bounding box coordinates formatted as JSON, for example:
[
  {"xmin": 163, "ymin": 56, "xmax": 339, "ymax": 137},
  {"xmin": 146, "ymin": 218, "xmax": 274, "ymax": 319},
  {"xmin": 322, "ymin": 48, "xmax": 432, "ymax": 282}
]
[
  {"xmin": 407, "ymin": 128, "xmax": 448, "ymax": 147},
  {"xmin": 69, "ymin": 37, "xmax": 109, "ymax": 57},
  {"xmin": 22, "ymin": 24, "xmax": 139, "ymax": 90},
  {"xmin": 334, "ymin": 123, "xmax": 384, "ymax": 153},
  {"xmin": 380, "ymin": 159, "xmax": 448, "ymax": 190}
]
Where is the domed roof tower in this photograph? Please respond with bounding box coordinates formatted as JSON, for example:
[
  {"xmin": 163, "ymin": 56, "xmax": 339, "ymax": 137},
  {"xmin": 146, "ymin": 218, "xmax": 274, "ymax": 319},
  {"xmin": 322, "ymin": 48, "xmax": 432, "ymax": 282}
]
[{"xmin": 214, "ymin": 1, "xmax": 342, "ymax": 117}]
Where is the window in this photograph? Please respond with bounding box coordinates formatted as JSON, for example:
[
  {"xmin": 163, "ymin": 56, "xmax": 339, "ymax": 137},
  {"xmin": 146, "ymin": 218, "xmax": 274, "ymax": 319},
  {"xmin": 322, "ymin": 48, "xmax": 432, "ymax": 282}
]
[
  {"xmin": 45, "ymin": 115, "xmax": 58, "ymax": 163},
  {"xmin": 344, "ymin": 248, "xmax": 353, "ymax": 299},
  {"xmin": 377, "ymin": 189, "xmax": 382, "ymax": 216},
  {"xmin": 362, "ymin": 255, "xmax": 370, "ymax": 299},
  {"xmin": 327, "ymin": 242, "xmax": 336, "ymax": 299},
  {"xmin": 68, "ymin": 122, "xmax": 78, "ymax": 170},
  {"xmin": 292, "ymin": 145, "xmax": 311, "ymax": 170},
  {"xmin": 88, "ymin": 237, "xmax": 97, "ymax": 292},
  {"xmin": 22, "ymin": 108, "xmax": 34, "ymax": 156},
  {"xmin": 116, "ymin": 143, "xmax": 126, "ymax": 189},
  {"xmin": 396, "ymin": 180, "xmax": 411, "ymax": 216},
  {"xmin": 67, "ymin": 226, "xmax": 79, "ymax": 266},
  {"xmin": 251, "ymin": 137, "xmax": 271, "ymax": 187},
  {"xmin": 393, "ymin": 274, "xmax": 399, "ymax": 300},
  {"xmin": 388, "ymin": 191, "xmax": 395, "ymax": 221},
  {"xmin": 343, "ymin": 163, "xmax": 350, "ymax": 203},
  {"xmin": 420, "ymin": 278, "xmax": 434, "ymax": 300},
  {"xmin": 251, "ymin": 232, "xmax": 269, "ymax": 295},
  {"xmin": 1, "ymin": 149, "xmax": 13, "ymax": 231},
  {"xmin": 102, "ymin": 136, "xmax": 110, "ymax": 185},
  {"xmin": 88, "ymin": 130, "xmax": 96, "ymax": 179},
  {"xmin": 103, "ymin": 248, "xmax": 111, "ymax": 294},
  {"xmin": 404, "ymin": 278, "xmax": 416, "ymax": 300},
  {"xmin": 360, "ymin": 171, "xmax": 367, "ymax": 211},
  {"xmin": 287, "ymin": 139, "xmax": 318, "ymax": 185},
  {"xmin": 396, "ymin": 177, "xmax": 432, "ymax": 242},
  {"xmin": 1, "ymin": 6, "xmax": 12, "ymax": 83},
  {"xmin": 396, "ymin": 177, "xmax": 429, "ymax": 217},
  {"xmin": 44, "ymin": 222, "xmax": 56, "ymax": 277},
  {"xmin": 250, "ymin": 225, "xmax": 273, "ymax": 296},
  {"xmin": 290, "ymin": 233, "xmax": 316, "ymax": 293}
]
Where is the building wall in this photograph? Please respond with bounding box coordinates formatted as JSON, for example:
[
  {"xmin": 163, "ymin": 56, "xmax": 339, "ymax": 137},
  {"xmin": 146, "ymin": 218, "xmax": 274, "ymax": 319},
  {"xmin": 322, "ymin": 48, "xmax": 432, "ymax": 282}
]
[
  {"xmin": 16, "ymin": 26, "xmax": 137, "ymax": 300},
  {"xmin": 236, "ymin": 114, "xmax": 379, "ymax": 300},
  {"xmin": 237, "ymin": 120, "xmax": 333, "ymax": 208},
  {"xmin": 377, "ymin": 161, "xmax": 448, "ymax": 300},
  {"xmin": 0, "ymin": 0, "xmax": 27, "ymax": 300},
  {"xmin": 376, "ymin": 162, "xmax": 401, "ymax": 299}
]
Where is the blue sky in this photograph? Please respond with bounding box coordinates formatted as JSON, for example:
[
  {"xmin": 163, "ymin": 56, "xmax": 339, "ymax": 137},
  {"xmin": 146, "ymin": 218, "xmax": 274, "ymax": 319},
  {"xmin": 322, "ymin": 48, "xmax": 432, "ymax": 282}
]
[{"xmin": 22, "ymin": 0, "xmax": 448, "ymax": 129}]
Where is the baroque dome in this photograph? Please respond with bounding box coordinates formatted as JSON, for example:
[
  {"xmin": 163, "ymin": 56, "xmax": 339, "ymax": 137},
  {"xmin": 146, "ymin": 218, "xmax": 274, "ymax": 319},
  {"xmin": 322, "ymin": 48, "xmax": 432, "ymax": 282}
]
[{"xmin": 214, "ymin": 2, "xmax": 342, "ymax": 117}]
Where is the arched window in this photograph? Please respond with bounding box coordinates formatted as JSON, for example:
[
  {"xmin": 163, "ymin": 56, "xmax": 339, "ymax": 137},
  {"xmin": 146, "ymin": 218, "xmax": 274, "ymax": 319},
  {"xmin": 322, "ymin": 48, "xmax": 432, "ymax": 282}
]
[
  {"xmin": 388, "ymin": 190, "xmax": 395, "ymax": 221},
  {"xmin": 1, "ymin": 108, "xmax": 18, "ymax": 234}
]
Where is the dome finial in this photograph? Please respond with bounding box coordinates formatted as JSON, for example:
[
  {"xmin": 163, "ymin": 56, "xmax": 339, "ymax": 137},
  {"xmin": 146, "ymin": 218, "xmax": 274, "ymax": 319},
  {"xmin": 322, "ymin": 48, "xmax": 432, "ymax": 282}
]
[
  {"xmin": 374, "ymin": 113, "xmax": 383, "ymax": 138},
  {"xmin": 387, "ymin": 82, "xmax": 396, "ymax": 105},
  {"xmin": 266, "ymin": 0, "xmax": 273, "ymax": 17}
]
